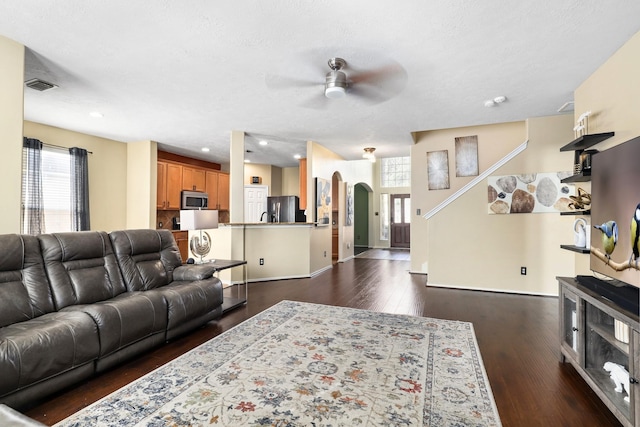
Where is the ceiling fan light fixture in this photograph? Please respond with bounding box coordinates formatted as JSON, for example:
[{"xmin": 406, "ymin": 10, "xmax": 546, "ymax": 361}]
[
  {"xmin": 363, "ymin": 147, "xmax": 376, "ymax": 162},
  {"xmin": 325, "ymin": 70, "xmax": 347, "ymax": 99}
]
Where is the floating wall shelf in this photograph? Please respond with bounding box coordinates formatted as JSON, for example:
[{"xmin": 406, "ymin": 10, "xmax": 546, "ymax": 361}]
[{"xmin": 559, "ymin": 132, "xmax": 615, "ymax": 152}]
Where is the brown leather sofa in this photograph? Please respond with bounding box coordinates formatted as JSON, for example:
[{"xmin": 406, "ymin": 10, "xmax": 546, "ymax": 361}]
[{"xmin": 0, "ymin": 229, "xmax": 223, "ymax": 410}]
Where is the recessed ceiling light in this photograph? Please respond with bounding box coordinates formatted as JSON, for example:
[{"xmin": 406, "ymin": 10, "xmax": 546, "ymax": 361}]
[
  {"xmin": 294, "ymin": 154, "xmax": 301, "ymax": 159},
  {"xmin": 244, "ymin": 159, "xmax": 251, "ymax": 163},
  {"xmin": 259, "ymin": 140, "xmax": 268, "ymax": 146},
  {"xmin": 89, "ymin": 111, "xmax": 103, "ymax": 118},
  {"xmin": 201, "ymin": 147, "xmax": 210, "ymax": 152}
]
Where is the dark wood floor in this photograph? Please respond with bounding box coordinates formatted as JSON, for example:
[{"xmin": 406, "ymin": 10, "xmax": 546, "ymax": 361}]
[{"xmin": 24, "ymin": 257, "xmax": 621, "ymax": 426}]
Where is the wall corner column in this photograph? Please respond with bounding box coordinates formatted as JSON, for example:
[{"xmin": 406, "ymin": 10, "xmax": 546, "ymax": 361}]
[{"xmin": 0, "ymin": 35, "xmax": 25, "ymax": 234}]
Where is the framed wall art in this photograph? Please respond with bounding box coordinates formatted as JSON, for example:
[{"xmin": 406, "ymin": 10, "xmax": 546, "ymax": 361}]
[
  {"xmin": 427, "ymin": 150, "xmax": 450, "ymax": 190},
  {"xmin": 345, "ymin": 183, "xmax": 353, "ymax": 226},
  {"xmin": 455, "ymin": 135, "xmax": 479, "ymax": 177},
  {"xmin": 315, "ymin": 177, "xmax": 331, "ymax": 225},
  {"xmin": 487, "ymin": 172, "xmax": 575, "ymax": 214}
]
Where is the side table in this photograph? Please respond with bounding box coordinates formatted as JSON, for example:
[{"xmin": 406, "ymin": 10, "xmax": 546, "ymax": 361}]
[{"xmin": 205, "ymin": 259, "xmax": 248, "ymax": 313}]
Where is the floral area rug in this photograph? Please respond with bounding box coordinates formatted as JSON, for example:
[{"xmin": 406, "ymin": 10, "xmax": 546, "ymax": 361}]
[{"xmin": 56, "ymin": 301, "xmax": 501, "ymax": 426}]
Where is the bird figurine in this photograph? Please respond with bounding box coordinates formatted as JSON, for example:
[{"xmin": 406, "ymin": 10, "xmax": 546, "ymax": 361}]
[
  {"xmin": 630, "ymin": 204, "xmax": 640, "ymax": 268},
  {"xmin": 594, "ymin": 220, "xmax": 618, "ymax": 263}
]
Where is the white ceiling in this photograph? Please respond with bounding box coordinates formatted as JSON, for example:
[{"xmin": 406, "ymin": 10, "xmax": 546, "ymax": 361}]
[{"xmin": 1, "ymin": 1, "xmax": 639, "ymax": 168}]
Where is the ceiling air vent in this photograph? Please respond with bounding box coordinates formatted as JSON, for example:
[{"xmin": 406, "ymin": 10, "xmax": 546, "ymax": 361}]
[{"xmin": 25, "ymin": 78, "xmax": 58, "ymax": 91}]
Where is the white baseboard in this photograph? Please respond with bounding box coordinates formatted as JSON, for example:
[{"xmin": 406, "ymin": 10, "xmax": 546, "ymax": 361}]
[
  {"xmin": 426, "ymin": 282, "xmax": 558, "ymax": 297},
  {"xmin": 311, "ymin": 265, "xmax": 333, "ymax": 277},
  {"xmin": 247, "ymin": 273, "xmax": 311, "ymax": 283}
]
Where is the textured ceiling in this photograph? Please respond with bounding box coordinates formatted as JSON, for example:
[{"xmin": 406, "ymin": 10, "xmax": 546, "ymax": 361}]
[{"xmin": 1, "ymin": 1, "xmax": 639, "ymax": 168}]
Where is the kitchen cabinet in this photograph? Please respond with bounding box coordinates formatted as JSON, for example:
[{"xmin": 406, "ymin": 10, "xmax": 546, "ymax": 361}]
[
  {"xmin": 217, "ymin": 172, "xmax": 229, "ymax": 210},
  {"xmin": 205, "ymin": 170, "xmax": 230, "ymax": 210},
  {"xmin": 182, "ymin": 166, "xmax": 206, "ymax": 191},
  {"xmin": 172, "ymin": 231, "xmax": 189, "ymax": 263},
  {"xmin": 157, "ymin": 161, "xmax": 183, "ymax": 210}
]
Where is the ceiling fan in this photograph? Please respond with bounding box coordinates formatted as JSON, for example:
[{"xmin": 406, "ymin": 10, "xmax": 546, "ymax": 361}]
[{"xmin": 265, "ymin": 56, "xmax": 407, "ymax": 108}]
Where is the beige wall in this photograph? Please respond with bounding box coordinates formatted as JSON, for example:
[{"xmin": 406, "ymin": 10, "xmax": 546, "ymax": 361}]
[
  {"xmin": 411, "ymin": 121, "xmax": 527, "ymax": 275},
  {"xmin": 573, "ymin": 30, "xmax": 640, "ymax": 278},
  {"xmin": 282, "ymin": 166, "xmax": 300, "ymax": 197},
  {"xmin": 23, "ymin": 121, "xmax": 129, "ymax": 232},
  {"xmin": 412, "ymin": 117, "xmax": 578, "ymax": 295},
  {"xmin": 126, "ymin": 140, "xmax": 156, "ymax": 229},
  {"xmin": 575, "ymin": 30, "xmax": 640, "ymax": 149},
  {"xmin": 0, "ymin": 35, "xmax": 24, "ymax": 234},
  {"xmin": 244, "ymin": 163, "xmax": 275, "ymax": 194}
]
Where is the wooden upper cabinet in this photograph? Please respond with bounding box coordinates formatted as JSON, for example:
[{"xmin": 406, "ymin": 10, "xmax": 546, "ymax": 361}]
[
  {"xmin": 217, "ymin": 172, "xmax": 230, "ymax": 211},
  {"xmin": 205, "ymin": 170, "xmax": 229, "ymax": 210},
  {"xmin": 299, "ymin": 158, "xmax": 307, "ymax": 210},
  {"xmin": 157, "ymin": 161, "xmax": 183, "ymax": 210},
  {"xmin": 157, "ymin": 151, "xmax": 224, "ymax": 212},
  {"xmin": 166, "ymin": 163, "xmax": 183, "ymax": 209},
  {"xmin": 182, "ymin": 166, "xmax": 206, "ymax": 191},
  {"xmin": 205, "ymin": 170, "xmax": 219, "ymax": 208}
]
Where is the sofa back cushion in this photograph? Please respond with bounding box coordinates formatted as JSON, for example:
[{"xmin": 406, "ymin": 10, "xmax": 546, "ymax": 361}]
[
  {"xmin": 109, "ymin": 229, "xmax": 182, "ymax": 291},
  {"xmin": 0, "ymin": 234, "xmax": 55, "ymax": 328},
  {"xmin": 38, "ymin": 231, "xmax": 127, "ymax": 309}
]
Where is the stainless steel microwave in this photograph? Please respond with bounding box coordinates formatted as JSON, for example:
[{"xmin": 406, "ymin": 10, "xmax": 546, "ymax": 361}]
[{"xmin": 181, "ymin": 191, "xmax": 208, "ymax": 209}]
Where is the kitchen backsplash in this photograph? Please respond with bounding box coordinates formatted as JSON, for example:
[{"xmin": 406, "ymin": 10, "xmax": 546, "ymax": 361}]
[{"xmin": 156, "ymin": 209, "xmax": 229, "ymax": 230}]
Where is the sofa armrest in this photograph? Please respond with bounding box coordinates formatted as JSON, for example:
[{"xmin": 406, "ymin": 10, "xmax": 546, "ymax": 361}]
[{"xmin": 173, "ymin": 265, "xmax": 217, "ymax": 281}]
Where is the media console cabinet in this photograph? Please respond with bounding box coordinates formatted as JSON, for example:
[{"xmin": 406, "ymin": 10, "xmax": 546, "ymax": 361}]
[{"xmin": 558, "ymin": 276, "xmax": 640, "ymax": 427}]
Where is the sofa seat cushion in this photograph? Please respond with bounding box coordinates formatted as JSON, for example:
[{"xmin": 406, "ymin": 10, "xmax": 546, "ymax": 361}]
[
  {"xmin": 149, "ymin": 277, "xmax": 223, "ymax": 331},
  {"xmin": 0, "ymin": 311, "xmax": 99, "ymax": 398},
  {"xmin": 61, "ymin": 291, "xmax": 167, "ymax": 358}
]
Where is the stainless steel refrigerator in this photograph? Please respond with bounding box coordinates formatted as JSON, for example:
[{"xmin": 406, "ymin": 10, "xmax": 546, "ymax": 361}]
[{"xmin": 267, "ymin": 196, "xmax": 306, "ymax": 223}]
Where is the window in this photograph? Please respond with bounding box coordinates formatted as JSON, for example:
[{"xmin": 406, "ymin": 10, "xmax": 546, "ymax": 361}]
[
  {"xmin": 21, "ymin": 139, "xmax": 90, "ymax": 234},
  {"xmin": 380, "ymin": 156, "xmax": 411, "ymax": 188},
  {"xmin": 380, "ymin": 193, "xmax": 389, "ymax": 240}
]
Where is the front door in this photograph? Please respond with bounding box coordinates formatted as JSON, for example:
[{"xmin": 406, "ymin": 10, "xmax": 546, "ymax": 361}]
[{"xmin": 390, "ymin": 194, "xmax": 410, "ymax": 248}]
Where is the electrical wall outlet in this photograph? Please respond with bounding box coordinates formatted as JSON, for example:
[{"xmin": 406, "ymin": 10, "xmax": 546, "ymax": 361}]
[
  {"xmin": 324, "ymin": 251, "xmax": 327, "ymax": 257},
  {"xmin": 259, "ymin": 258, "xmax": 264, "ymax": 265},
  {"xmin": 521, "ymin": 266, "xmax": 527, "ymax": 275}
]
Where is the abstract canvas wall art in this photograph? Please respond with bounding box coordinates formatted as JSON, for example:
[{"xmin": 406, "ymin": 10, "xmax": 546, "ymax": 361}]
[
  {"xmin": 487, "ymin": 172, "xmax": 575, "ymax": 214},
  {"xmin": 427, "ymin": 150, "xmax": 450, "ymax": 190},
  {"xmin": 315, "ymin": 177, "xmax": 331, "ymax": 225},
  {"xmin": 455, "ymin": 135, "xmax": 479, "ymax": 177}
]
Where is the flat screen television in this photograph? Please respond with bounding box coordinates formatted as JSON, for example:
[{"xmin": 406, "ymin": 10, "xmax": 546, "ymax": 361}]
[{"xmin": 589, "ymin": 135, "xmax": 640, "ymax": 291}]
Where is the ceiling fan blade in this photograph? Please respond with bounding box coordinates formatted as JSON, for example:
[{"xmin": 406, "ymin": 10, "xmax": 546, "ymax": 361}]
[
  {"xmin": 348, "ymin": 62, "xmax": 406, "ymax": 85},
  {"xmin": 299, "ymin": 93, "xmax": 330, "ymax": 110},
  {"xmin": 347, "ymin": 61, "xmax": 408, "ymax": 104},
  {"xmin": 265, "ymin": 73, "xmax": 320, "ymax": 90}
]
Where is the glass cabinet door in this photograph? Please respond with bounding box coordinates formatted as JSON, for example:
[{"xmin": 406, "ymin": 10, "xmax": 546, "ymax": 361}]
[
  {"xmin": 561, "ymin": 288, "xmax": 579, "ymax": 358},
  {"xmin": 584, "ymin": 301, "xmax": 631, "ymax": 423}
]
